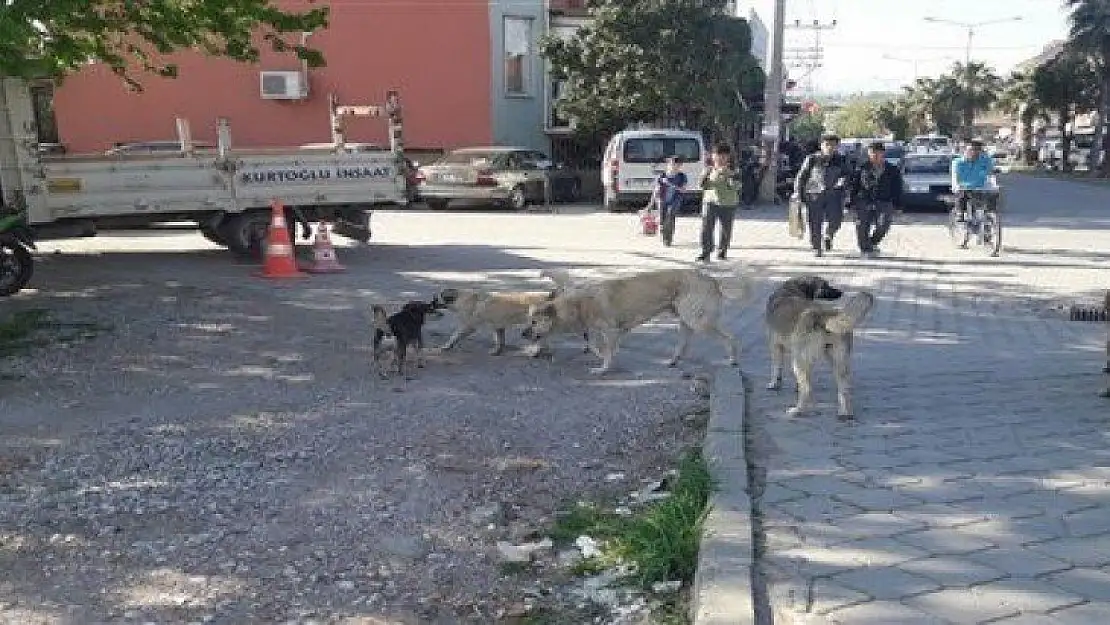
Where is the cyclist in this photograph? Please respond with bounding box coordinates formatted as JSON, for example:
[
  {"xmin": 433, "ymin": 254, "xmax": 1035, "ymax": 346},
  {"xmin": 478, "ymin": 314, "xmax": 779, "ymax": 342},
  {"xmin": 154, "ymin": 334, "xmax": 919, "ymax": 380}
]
[{"xmin": 950, "ymin": 140, "xmax": 997, "ymax": 222}]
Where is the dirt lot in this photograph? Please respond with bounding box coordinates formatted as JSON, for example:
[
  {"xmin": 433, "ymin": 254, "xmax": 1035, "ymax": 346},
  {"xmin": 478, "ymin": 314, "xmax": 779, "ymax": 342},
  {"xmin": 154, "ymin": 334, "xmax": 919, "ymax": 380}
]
[{"xmin": 0, "ymin": 208, "xmax": 731, "ymax": 624}]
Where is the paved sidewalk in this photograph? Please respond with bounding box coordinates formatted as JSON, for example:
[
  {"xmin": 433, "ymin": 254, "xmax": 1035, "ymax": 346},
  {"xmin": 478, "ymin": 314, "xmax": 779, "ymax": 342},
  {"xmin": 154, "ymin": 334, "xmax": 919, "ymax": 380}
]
[{"xmin": 693, "ymin": 180, "xmax": 1110, "ymax": 624}]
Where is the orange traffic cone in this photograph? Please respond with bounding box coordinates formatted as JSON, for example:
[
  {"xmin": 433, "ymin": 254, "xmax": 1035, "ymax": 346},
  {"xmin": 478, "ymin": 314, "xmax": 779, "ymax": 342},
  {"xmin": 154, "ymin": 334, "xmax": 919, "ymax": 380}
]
[
  {"xmin": 304, "ymin": 221, "xmax": 346, "ymax": 274},
  {"xmin": 255, "ymin": 200, "xmax": 307, "ymax": 279}
]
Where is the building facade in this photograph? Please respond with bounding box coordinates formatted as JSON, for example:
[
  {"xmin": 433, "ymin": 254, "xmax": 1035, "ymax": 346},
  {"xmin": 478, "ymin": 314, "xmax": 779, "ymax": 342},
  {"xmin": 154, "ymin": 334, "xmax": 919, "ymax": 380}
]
[{"xmin": 52, "ymin": 0, "xmax": 552, "ymax": 155}]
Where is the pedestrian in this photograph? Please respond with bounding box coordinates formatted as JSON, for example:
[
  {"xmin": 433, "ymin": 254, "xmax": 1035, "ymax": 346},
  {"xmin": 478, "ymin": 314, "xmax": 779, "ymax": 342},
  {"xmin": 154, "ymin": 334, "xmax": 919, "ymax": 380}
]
[
  {"xmin": 792, "ymin": 134, "xmax": 850, "ymax": 257},
  {"xmin": 697, "ymin": 143, "xmax": 742, "ymax": 262},
  {"xmin": 849, "ymin": 141, "xmax": 903, "ymax": 258},
  {"xmin": 653, "ymin": 156, "xmax": 687, "ymax": 246}
]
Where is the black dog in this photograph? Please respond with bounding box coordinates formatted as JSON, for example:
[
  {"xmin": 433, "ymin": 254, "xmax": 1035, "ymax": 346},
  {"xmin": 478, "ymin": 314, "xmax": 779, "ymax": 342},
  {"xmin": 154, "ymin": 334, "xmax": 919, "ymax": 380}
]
[{"xmin": 372, "ymin": 301, "xmax": 439, "ymax": 379}]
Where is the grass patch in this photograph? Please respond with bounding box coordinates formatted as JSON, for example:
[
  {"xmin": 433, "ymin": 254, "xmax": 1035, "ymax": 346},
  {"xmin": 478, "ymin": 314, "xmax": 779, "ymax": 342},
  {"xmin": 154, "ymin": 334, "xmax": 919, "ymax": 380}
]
[
  {"xmin": 0, "ymin": 309, "xmax": 109, "ymax": 359},
  {"xmin": 550, "ymin": 449, "xmax": 715, "ymax": 589}
]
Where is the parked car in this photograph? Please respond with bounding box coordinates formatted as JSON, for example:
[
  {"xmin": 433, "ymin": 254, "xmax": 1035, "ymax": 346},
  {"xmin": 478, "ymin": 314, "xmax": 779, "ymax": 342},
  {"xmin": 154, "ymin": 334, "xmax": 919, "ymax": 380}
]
[
  {"xmin": 600, "ymin": 129, "xmax": 707, "ymax": 213},
  {"xmin": 883, "ymin": 144, "xmax": 906, "ymax": 168},
  {"xmin": 105, "ymin": 140, "xmax": 216, "ymax": 156},
  {"xmin": 416, "ymin": 146, "xmax": 582, "ymax": 210},
  {"xmin": 901, "ymin": 153, "xmax": 955, "ymax": 212}
]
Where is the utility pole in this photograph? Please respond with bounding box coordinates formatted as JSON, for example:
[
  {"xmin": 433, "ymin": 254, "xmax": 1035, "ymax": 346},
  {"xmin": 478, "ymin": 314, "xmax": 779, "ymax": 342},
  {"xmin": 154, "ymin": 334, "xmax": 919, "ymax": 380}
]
[{"xmin": 758, "ymin": 0, "xmax": 786, "ymax": 203}]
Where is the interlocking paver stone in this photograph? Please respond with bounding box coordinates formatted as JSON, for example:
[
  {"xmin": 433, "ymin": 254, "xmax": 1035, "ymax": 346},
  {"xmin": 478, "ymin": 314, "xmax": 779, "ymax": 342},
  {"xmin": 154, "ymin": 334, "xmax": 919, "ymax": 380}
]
[{"xmin": 696, "ymin": 175, "xmax": 1110, "ymax": 624}]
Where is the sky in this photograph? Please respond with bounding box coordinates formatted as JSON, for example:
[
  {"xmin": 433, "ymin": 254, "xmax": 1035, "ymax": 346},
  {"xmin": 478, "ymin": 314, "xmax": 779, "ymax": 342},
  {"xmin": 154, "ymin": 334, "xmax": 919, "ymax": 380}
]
[{"xmin": 738, "ymin": 0, "xmax": 1072, "ymax": 95}]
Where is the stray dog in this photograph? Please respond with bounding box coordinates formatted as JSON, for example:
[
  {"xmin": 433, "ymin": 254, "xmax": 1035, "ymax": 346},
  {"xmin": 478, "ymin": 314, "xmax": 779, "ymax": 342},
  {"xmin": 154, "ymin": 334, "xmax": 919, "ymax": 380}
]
[
  {"xmin": 372, "ymin": 301, "xmax": 438, "ymax": 379},
  {"xmin": 525, "ymin": 266, "xmax": 755, "ymax": 374},
  {"xmin": 765, "ymin": 276, "xmax": 874, "ymax": 419},
  {"xmin": 432, "ymin": 287, "xmax": 560, "ymax": 355}
]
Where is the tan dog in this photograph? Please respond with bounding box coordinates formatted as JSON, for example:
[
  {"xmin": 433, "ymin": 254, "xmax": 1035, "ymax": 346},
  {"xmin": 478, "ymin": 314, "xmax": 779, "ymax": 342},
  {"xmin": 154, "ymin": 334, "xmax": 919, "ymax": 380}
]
[
  {"xmin": 433, "ymin": 288, "xmax": 560, "ymax": 355},
  {"xmin": 524, "ymin": 266, "xmax": 754, "ymax": 374},
  {"xmin": 765, "ymin": 277, "xmax": 875, "ymax": 419}
]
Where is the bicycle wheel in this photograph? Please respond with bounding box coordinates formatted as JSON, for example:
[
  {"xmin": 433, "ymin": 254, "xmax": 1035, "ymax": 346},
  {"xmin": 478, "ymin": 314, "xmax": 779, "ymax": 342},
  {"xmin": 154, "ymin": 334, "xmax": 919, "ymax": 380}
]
[
  {"xmin": 983, "ymin": 210, "xmax": 1001, "ymax": 257},
  {"xmin": 948, "ymin": 208, "xmax": 970, "ymax": 249}
]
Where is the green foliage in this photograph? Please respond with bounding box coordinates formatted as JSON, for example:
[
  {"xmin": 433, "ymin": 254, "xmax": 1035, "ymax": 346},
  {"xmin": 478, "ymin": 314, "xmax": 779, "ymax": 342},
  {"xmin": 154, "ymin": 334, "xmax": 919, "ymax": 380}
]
[
  {"xmin": 541, "ymin": 0, "xmax": 764, "ymax": 137},
  {"xmin": 788, "ymin": 111, "xmax": 825, "ymax": 144},
  {"xmin": 1065, "ymin": 0, "xmax": 1110, "ymax": 174},
  {"xmin": 826, "ymin": 100, "xmax": 882, "ymax": 138},
  {"xmin": 0, "ymin": 0, "xmax": 329, "ymax": 89},
  {"xmin": 873, "ymin": 100, "xmax": 911, "ymax": 141}
]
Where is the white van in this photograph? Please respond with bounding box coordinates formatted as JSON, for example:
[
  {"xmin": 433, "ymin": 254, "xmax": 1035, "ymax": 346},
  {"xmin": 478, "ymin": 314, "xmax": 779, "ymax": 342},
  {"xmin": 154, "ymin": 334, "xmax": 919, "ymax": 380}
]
[{"xmin": 601, "ymin": 129, "xmax": 707, "ymax": 212}]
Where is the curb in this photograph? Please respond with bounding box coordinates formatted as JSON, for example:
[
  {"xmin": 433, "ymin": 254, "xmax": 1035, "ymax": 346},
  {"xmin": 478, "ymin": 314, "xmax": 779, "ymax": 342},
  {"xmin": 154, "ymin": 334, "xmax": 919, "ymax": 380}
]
[{"xmin": 690, "ymin": 366, "xmax": 754, "ymax": 624}]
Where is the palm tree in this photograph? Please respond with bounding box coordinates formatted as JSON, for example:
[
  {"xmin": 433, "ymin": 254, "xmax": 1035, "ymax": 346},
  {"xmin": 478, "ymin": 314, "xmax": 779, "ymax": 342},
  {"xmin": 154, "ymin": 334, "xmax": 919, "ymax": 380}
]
[
  {"xmin": 948, "ymin": 61, "xmax": 1003, "ymax": 140},
  {"xmin": 996, "ymin": 71, "xmax": 1041, "ymax": 164},
  {"xmin": 1066, "ymin": 0, "xmax": 1110, "ymax": 173}
]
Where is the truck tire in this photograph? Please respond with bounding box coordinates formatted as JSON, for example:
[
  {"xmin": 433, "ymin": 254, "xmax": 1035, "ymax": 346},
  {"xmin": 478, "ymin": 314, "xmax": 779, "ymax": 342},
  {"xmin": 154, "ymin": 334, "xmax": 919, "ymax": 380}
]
[
  {"xmin": 199, "ymin": 221, "xmax": 228, "ymax": 247},
  {"xmin": 219, "ymin": 211, "xmax": 270, "ymax": 259},
  {"xmin": 0, "ymin": 240, "xmax": 33, "ymax": 297}
]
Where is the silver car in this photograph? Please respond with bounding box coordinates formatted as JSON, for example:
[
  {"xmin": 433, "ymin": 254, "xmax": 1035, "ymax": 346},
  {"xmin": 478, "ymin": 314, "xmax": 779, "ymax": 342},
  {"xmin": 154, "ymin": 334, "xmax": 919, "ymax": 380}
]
[
  {"xmin": 901, "ymin": 153, "xmax": 954, "ymax": 212},
  {"xmin": 416, "ymin": 146, "xmax": 581, "ymax": 210}
]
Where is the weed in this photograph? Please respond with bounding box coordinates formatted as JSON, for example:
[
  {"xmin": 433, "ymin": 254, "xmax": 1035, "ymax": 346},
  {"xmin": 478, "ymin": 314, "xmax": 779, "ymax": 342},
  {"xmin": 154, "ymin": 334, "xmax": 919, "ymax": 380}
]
[{"xmin": 0, "ymin": 309, "xmax": 109, "ymax": 359}]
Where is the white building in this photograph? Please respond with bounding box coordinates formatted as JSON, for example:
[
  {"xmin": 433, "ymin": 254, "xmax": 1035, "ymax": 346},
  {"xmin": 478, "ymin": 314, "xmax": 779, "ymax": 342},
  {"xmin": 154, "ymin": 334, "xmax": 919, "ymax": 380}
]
[{"xmin": 747, "ymin": 8, "xmax": 770, "ymax": 70}]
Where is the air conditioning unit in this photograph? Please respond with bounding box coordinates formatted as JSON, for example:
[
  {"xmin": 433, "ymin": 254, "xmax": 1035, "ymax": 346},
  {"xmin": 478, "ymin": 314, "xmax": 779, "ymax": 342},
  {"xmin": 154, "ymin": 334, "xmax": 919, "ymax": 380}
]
[{"xmin": 259, "ymin": 71, "xmax": 309, "ymax": 100}]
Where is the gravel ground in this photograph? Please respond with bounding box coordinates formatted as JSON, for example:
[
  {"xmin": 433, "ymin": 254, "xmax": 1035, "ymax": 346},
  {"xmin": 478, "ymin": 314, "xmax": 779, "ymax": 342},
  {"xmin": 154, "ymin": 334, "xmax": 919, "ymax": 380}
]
[{"xmin": 0, "ymin": 210, "xmax": 719, "ymax": 624}]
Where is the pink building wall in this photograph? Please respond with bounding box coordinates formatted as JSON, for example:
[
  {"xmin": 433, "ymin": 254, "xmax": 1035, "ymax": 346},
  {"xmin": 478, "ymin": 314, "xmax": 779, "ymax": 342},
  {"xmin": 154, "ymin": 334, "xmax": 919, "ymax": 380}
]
[{"xmin": 53, "ymin": 1, "xmax": 493, "ymax": 154}]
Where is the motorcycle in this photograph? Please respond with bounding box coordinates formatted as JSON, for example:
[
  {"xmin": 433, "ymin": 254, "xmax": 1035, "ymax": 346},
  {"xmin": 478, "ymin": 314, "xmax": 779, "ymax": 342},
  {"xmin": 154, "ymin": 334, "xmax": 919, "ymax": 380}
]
[{"xmin": 0, "ymin": 208, "xmax": 36, "ymax": 297}]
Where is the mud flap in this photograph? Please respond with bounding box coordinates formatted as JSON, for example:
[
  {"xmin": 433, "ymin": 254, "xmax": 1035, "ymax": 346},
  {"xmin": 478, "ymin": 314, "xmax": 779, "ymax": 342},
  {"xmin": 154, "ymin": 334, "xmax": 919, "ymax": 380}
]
[{"xmin": 333, "ymin": 208, "xmax": 372, "ymax": 243}]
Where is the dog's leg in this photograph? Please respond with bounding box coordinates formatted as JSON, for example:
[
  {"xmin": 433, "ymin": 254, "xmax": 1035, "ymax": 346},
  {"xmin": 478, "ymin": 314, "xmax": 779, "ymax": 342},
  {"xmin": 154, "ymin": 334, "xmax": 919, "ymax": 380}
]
[
  {"xmin": 440, "ymin": 326, "xmax": 474, "ymax": 351},
  {"xmin": 667, "ymin": 322, "xmax": 694, "ymax": 367},
  {"xmin": 787, "ymin": 355, "xmax": 816, "ymax": 417},
  {"xmin": 767, "ymin": 339, "xmax": 785, "ymax": 391},
  {"xmin": 490, "ymin": 328, "xmax": 506, "ymax": 356},
  {"xmin": 589, "ymin": 331, "xmax": 618, "ymax": 375},
  {"xmin": 831, "ymin": 345, "xmax": 853, "ymax": 420},
  {"xmin": 712, "ymin": 324, "xmax": 738, "ymax": 366},
  {"xmin": 396, "ymin": 339, "xmax": 410, "ymax": 380},
  {"xmin": 416, "ymin": 333, "xmax": 426, "ymax": 368},
  {"xmin": 582, "ymin": 331, "xmax": 591, "ymax": 354}
]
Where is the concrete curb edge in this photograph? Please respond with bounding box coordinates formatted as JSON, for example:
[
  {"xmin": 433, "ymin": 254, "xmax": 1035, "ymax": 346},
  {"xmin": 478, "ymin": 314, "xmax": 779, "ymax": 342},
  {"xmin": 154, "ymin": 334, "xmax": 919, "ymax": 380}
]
[{"xmin": 690, "ymin": 366, "xmax": 754, "ymax": 624}]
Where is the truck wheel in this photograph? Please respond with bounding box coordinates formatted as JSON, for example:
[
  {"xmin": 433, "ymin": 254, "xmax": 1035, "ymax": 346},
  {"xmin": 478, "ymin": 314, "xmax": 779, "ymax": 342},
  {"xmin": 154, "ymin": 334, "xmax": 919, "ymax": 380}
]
[
  {"xmin": 219, "ymin": 211, "xmax": 270, "ymax": 259},
  {"xmin": 199, "ymin": 221, "xmax": 228, "ymax": 247},
  {"xmin": 0, "ymin": 241, "xmax": 33, "ymax": 297}
]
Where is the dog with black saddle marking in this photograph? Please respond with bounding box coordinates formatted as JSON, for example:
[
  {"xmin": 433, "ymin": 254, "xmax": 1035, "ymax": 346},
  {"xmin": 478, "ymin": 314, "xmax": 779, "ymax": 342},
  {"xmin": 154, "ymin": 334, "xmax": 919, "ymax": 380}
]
[{"xmin": 372, "ymin": 301, "xmax": 439, "ymax": 379}]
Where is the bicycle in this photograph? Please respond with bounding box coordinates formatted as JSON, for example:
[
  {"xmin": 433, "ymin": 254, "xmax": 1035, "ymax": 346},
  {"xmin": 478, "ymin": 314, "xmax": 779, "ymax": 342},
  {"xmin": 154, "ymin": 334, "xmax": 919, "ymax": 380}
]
[{"xmin": 945, "ymin": 188, "xmax": 1002, "ymax": 257}]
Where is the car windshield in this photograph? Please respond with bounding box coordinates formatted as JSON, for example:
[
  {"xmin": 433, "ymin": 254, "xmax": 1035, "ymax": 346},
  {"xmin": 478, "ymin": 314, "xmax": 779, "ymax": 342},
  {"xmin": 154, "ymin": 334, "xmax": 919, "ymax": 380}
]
[
  {"xmin": 438, "ymin": 151, "xmax": 503, "ymax": 167},
  {"xmin": 884, "ymin": 146, "xmax": 905, "ymax": 159},
  {"xmin": 903, "ymin": 155, "xmax": 952, "ymax": 174},
  {"xmin": 622, "ymin": 137, "xmax": 701, "ymax": 164},
  {"xmin": 911, "ymin": 138, "xmax": 949, "ymax": 151}
]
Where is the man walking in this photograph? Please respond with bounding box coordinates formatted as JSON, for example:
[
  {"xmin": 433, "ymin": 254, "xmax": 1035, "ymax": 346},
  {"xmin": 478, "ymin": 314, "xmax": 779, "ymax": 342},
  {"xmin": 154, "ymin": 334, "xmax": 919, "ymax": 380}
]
[
  {"xmin": 849, "ymin": 141, "xmax": 903, "ymax": 258},
  {"xmin": 697, "ymin": 143, "xmax": 741, "ymax": 262},
  {"xmin": 793, "ymin": 134, "xmax": 850, "ymax": 257}
]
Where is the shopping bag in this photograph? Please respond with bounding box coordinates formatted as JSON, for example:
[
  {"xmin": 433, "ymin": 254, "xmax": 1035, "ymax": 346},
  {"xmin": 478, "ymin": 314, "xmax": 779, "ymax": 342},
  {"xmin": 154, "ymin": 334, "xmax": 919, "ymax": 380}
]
[{"xmin": 787, "ymin": 197, "xmax": 805, "ymax": 239}]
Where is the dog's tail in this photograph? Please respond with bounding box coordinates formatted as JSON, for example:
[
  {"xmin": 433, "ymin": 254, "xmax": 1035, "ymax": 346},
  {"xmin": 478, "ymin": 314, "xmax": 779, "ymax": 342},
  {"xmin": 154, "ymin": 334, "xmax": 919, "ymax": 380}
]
[
  {"xmin": 817, "ymin": 292, "xmax": 875, "ymax": 334},
  {"xmin": 371, "ymin": 304, "xmax": 390, "ymax": 329}
]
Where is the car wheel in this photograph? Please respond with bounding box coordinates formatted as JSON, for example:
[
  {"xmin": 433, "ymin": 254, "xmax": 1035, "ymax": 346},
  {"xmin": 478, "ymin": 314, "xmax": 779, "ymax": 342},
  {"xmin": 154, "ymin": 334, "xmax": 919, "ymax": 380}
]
[
  {"xmin": 426, "ymin": 199, "xmax": 450, "ymax": 211},
  {"xmin": 509, "ymin": 186, "xmax": 528, "ymax": 211}
]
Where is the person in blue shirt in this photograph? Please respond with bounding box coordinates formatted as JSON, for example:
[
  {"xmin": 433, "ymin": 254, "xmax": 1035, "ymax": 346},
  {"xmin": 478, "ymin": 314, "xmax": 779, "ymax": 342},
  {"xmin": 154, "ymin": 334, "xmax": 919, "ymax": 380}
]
[
  {"xmin": 653, "ymin": 156, "xmax": 688, "ymax": 247},
  {"xmin": 950, "ymin": 140, "xmax": 997, "ymax": 221}
]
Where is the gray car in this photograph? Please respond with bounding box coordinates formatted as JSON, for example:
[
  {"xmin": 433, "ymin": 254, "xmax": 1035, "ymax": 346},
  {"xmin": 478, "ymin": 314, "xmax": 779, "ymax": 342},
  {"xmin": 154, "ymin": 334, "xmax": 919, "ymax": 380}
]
[
  {"xmin": 416, "ymin": 146, "xmax": 581, "ymax": 210},
  {"xmin": 901, "ymin": 153, "xmax": 954, "ymax": 212}
]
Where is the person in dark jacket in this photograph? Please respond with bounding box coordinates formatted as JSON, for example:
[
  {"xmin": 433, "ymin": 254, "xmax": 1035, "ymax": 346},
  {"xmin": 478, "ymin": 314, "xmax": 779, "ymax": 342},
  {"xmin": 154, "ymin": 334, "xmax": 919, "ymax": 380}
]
[
  {"xmin": 849, "ymin": 141, "xmax": 904, "ymax": 258},
  {"xmin": 792, "ymin": 134, "xmax": 850, "ymax": 257}
]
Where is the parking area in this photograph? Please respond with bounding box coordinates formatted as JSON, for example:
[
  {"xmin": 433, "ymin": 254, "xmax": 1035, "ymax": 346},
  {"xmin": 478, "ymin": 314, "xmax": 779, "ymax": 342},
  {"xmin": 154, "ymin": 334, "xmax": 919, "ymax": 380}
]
[{"xmin": 2, "ymin": 173, "xmax": 1110, "ymax": 623}]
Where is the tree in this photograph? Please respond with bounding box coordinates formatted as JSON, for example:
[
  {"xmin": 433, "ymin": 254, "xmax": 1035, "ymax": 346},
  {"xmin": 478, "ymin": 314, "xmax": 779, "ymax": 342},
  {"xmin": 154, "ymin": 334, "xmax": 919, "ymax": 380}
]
[
  {"xmin": 874, "ymin": 100, "xmax": 911, "ymax": 141},
  {"xmin": 996, "ymin": 71, "xmax": 1042, "ymax": 165},
  {"xmin": 1066, "ymin": 0, "xmax": 1110, "ymax": 173},
  {"xmin": 948, "ymin": 62, "xmax": 1003, "ymax": 139},
  {"xmin": 0, "ymin": 0, "xmax": 329, "ymax": 89},
  {"xmin": 789, "ymin": 111, "xmax": 825, "ymax": 144},
  {"xmin": 826, "ymin": 99, "xmax": 882, "ymax": 137},
  {"xmin": 541, "ymin": 0, "xmax": 764, "ymax": 139},
  {"xmin": 1032, "ymin": 47, "xmax": 1100, "ymax": 171}
]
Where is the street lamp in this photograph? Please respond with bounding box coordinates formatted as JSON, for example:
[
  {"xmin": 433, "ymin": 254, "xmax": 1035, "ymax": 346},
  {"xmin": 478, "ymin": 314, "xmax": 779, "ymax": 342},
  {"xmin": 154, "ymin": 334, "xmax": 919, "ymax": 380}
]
[{"xmin": 923, "ymin": 16, "xmax": 1024, "ymax": 65}]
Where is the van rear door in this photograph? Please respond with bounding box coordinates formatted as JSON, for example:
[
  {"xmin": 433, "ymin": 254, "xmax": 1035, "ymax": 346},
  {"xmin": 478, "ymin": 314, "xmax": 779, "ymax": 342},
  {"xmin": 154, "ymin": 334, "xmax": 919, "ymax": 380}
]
[{"xmin": 620, "ymin": 134, "xmax": 704, "ymax": 193}]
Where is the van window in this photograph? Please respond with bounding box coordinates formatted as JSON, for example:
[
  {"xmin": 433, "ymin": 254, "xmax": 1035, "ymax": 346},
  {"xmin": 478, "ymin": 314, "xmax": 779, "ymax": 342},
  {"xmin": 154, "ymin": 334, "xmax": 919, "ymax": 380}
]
[{"xmin": 622, "ymin": 137, "xmax": 701, "ymax": 164}]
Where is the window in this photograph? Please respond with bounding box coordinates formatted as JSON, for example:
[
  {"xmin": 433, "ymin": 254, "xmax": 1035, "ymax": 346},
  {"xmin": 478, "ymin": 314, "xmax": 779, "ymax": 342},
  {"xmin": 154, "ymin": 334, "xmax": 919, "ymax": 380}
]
[
  {"xmin": 504, "ymin": 17, "xmax": 533, "ymax": 96},
  {"xmin": 622, "ymin": 137, "xmax": 702, "ymax": 164}
]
